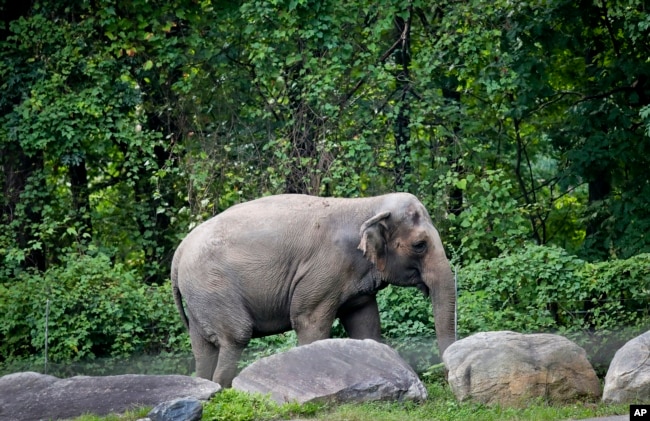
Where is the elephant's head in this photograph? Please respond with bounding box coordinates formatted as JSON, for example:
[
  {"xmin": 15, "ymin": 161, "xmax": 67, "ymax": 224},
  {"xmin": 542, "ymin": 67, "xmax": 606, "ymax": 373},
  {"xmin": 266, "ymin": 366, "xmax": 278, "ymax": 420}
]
[{"xmin": 358, "ymin": 195, "xmax": 456, "ymax": 356}]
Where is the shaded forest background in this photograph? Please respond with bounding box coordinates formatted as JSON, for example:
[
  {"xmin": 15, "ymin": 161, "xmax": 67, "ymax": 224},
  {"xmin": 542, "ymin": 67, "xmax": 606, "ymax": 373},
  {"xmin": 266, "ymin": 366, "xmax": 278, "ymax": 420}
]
[{"xmin": 1, "ymin": 0, "xmax": 649, "ymax": 372}]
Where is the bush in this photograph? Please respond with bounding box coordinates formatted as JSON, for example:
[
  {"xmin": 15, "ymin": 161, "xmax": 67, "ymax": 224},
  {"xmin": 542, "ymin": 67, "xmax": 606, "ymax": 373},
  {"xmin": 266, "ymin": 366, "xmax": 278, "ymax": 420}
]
[
  {"xmin": 434, "ymin": 168, "xmax": 531, "ymax": 264},
  {"xmin": 458, "ymin": 244, "xmax": 585, "ymax": 334},
  {"xmin": 0, "ymin": 251, "xmax": 189, "ymax": 365},
  {"xmin": 378, "ymin": 286, "xmax": 435, "ymax": 339},
  {"xmin": 458, "ymin": 244, "xmax": 650, "ymax": 372},
  {"xmin": 377, "ymin": 285, "xmax": 439, "ymax": 371},
  {"xmin": 203, "ymin": 388, "xmax": 322, "ymax": 421}
]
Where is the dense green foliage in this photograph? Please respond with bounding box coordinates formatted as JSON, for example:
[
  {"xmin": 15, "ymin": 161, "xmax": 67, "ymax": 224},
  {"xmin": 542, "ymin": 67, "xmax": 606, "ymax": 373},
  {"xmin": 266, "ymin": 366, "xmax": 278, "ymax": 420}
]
[
  {"xmin": 0, "ymin": 251, "xmax": 188, "ymax": 365},
  {"xmin": 459, "ymin": 245, "xmax": 650, "ymax": 372},
  {"xmin": 1, "ymin": 0, "xmax": 649, "ymax": 371},
  {"xmin": 203, "ymin": 389, "xmax": 321, "ymax": 421},
  {"xmin": 460, "ymin": 247, "xmax": 650, "ymax": 337},
  {"xmin": 373, "ymin": 247, "xmax": 649, "ymax": 373},
  {"xmin": 2, "ymin": 242, "xmax": 646, "ymax": 375}
]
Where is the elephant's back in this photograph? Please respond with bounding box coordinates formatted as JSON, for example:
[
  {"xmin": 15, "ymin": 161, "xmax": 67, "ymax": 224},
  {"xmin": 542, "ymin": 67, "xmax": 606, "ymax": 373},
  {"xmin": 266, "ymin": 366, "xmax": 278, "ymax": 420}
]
[
  {"xmin": 220, "ymin": 194, "xmax": 350, "ymax": 218},
  {"xmin": 199, "ymin": 195, "xmax": 353, "ymax": 238},
  {"xmin": 172, "ymin": 193, "xmax": 393, "ymax": 276},
  {"xmin": 174, "ymin": 196, "xmax": 322, "ymax": 268}
]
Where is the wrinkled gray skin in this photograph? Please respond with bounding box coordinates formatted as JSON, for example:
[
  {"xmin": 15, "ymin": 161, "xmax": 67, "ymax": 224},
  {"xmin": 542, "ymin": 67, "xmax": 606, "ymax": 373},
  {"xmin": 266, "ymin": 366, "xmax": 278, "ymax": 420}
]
[{"xmin": 171, "ymin": 193, "xmax": 456, "ymax": 387}]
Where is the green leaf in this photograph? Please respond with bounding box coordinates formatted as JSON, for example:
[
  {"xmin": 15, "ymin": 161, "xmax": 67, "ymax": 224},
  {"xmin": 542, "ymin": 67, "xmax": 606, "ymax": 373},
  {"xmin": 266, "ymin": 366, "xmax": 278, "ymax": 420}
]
[{"xmin": 454, "ymin": 178, "xmax": 467, "ymax": 190}]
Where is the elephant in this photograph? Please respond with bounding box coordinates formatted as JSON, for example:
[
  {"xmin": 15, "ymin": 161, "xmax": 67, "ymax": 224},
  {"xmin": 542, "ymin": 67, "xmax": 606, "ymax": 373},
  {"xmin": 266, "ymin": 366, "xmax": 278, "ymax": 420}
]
[{"xmin": 171, "ymin": 193, "xmax": 456, "ymax": 387}]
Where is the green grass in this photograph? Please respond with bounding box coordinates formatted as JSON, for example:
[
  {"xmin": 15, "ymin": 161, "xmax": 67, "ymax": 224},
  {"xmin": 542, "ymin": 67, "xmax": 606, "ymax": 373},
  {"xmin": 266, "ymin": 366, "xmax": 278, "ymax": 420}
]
[
  {"xmin": 202, "ymin": 388, "xmax": 322, "ymax": 421},
  {"xmin": 73, "ymin": 375, "xmax": 629, "ymax": 421},
  {"xmin": 198, "ymin": 381, "xmax": 628, "ymax": 421},
  {"xmin": 312, "ymin": 381, "xmax": 628, "ymax": 421},
  {"xmin": 70, "ymin": 407, "xmax": 152, "ymax": 421}
]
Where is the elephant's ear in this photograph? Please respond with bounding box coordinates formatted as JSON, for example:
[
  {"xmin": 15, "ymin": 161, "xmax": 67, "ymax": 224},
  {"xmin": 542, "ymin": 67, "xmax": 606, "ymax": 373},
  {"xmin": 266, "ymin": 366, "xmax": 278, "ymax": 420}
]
[{"xmin": 358, "ymin": 211, "xmax": 391, "ymax": 271}]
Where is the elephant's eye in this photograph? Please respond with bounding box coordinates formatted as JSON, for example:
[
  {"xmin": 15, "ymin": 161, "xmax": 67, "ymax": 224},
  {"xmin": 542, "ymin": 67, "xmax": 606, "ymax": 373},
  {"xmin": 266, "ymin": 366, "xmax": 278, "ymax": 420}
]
[{"xmin": 412, "ymin": 241, "xmax": 427, "ymax": 254}]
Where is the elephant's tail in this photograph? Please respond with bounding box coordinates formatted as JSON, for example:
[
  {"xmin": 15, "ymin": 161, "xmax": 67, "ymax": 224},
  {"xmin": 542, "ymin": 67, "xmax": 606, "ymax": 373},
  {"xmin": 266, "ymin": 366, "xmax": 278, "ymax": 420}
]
[{"xmin": 171, "ymin": 256, "xmax": 190, "ymax": 331}]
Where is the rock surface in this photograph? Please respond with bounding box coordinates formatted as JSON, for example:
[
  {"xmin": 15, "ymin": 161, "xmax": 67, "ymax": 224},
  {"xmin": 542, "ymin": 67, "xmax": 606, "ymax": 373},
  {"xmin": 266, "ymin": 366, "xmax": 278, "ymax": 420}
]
[
  {"xmin": 232, "ymin": 338, "xmax": 427, "ymax": 404},
  {"xmin": 148, "ymin": 396, "xmax": 203, "ymax": 421},
  {"xmin": 603, "ymin": 330, "xmax": 650, "ymax": 403},
  {"xmin": 443, "ymin": 331, "xmax": 601, "ymax": 406},
  {"xmin": 0, "ymin": 371, "xmax": 221, "ymax": 421}
]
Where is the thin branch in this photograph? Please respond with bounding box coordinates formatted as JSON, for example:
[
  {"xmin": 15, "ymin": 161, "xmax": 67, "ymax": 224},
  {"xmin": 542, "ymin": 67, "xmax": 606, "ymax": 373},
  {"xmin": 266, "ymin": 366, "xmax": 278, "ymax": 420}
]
[
  {"xmin": 599, "ymin": 2, "xmax": 621, "ymax": 58},
  {"xmin": 339, "ymin": 7, "xmax": 413, "ymax": 112},
  {"xmin": 513, "ymin": 117, "xmax": 542, "ymax": 244},
  {"xmin": 339, "ymin": 76, "xmax": 369, "ymax": 111},
  {"xmin": 522, "ymin": 91, "xmax": 582, "ymax": 119},
  {"xmin": 337, "ymin": 38, "xmax": 404, "ymax": 113},
  {"xmin": 574, "ymin": 85, "xmax": 638, "ymax": 104}
]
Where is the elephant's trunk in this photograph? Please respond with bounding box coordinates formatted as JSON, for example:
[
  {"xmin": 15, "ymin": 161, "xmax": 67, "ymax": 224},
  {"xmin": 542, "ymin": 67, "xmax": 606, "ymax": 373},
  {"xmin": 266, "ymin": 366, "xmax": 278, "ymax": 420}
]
[{"xmin": 424, "ymin": 253, "xmax": 456, "ymax": 358}]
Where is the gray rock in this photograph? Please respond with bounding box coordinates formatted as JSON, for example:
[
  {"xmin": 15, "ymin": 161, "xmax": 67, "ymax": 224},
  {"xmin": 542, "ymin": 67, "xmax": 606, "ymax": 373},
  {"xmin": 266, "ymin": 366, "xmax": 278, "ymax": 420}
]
[
  {"xmin": 603, "ymin": 330, "xmax": 650, "ymax": 403},
  {"xmin": 232, "ymin": 338, "xmax": 427, "ymax": 404},
  {"xmin": 0, "ymin": 371, "xmax": 59, "ymax": 389},
  {"xmin": 443, "ymin": 331, "xmax": 601, "ymax": 406},
  {"xmin": 0, "ymin": 372, "xmax": 221, "ymax": 421},
  {"xmin": 148, "ymin": 397, "xmax": 203, "ymax": 421}
]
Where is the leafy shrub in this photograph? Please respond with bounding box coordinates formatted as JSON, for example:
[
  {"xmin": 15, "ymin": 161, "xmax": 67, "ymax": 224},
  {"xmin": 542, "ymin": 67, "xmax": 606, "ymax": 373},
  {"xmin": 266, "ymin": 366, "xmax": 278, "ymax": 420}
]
[
  {"xmin": 240, "ymin": 248, "xmax": 649, "ymax": 376},
  {"xmin": 458, "ymin": 244, "xmax": 584, "ymax": 334},
  {"xmin": 458, "ymin": 244, "xmax": 650, "ymax": 371},
  {"xmin": 376, "ymin": 285, "xmax": 441, "ymax": 372},
  {"xmin": 239, "ymin": 332, "xmax": 298, "ymax": 370},
  {"xmin": 434, "ymin": 167, "xmax": 531, "ymax": 264},
  {"xmin": 203, "ymin": 388, "xmax": 322, "ymax": 421},
  {"xmin": 378, "ymin": 285, "xmax": 435, "ymax": 339},
  {"xmin": 0, "ymin": 250, "xmax": 189, "ymax": 365}
]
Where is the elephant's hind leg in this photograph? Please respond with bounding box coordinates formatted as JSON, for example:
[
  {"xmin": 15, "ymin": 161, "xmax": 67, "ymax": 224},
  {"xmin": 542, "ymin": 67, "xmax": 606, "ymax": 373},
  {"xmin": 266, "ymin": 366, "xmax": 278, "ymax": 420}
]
[
  {"xmin": 189, "ymin": 324, "xmax": 247, "ymax": 387},
  {"xmin": 190, "ymin": 325, "xmax": 220, "ymax": 381},
  {"xmin": 212, "ymin": 340, "xmax": 245, "ymax": 388}
]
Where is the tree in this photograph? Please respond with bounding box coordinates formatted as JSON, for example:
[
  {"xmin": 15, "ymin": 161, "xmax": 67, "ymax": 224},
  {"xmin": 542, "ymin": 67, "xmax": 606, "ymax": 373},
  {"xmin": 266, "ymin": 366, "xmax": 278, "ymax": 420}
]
[
  {"xmin": 0, "ymin": 0, "xmax": 210, "ymax": 282},
  {"xmin": 3, "ymin": 0, "xmax": 648, "ymax": 284},
  {"xmin": 415, "ymin": 0, "xmax": 650, "ymax": 260}
]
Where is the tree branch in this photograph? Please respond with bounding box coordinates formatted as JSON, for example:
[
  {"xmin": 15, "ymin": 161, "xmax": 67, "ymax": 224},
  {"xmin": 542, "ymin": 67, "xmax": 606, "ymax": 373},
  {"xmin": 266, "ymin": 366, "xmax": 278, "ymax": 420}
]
[
  {"xmin": 598, "ymin": 2, "xmax": 621, "ymax": 58},
  {"xmin": 339, "ymin": 9, "xmax": 413, "ymax": 112}
]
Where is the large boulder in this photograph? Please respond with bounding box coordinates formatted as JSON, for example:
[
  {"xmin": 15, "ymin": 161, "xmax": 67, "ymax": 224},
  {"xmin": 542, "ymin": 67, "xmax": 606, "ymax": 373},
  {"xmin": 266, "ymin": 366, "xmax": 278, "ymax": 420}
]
[
  {"xmin": 603, "ymin": 330, "xmax": 650, "ymax": 403},
  {"xmin": 443, "ymin": 331, "xmax": 601, "ymax": 406},
  {"xmin": 0, "ymin": 372, "xmax": 221, "ymax": 421},
  {"xmin": 232, "ymin": 338, "xmax": 427, "ymax": 404}
]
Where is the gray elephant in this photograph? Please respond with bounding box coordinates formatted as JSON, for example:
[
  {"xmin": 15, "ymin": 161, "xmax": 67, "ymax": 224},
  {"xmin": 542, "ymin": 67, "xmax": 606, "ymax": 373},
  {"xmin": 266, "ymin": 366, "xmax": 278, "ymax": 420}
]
[{"xmin": 171, "ymin": 193, "xmax": 456, "ymax": 387}]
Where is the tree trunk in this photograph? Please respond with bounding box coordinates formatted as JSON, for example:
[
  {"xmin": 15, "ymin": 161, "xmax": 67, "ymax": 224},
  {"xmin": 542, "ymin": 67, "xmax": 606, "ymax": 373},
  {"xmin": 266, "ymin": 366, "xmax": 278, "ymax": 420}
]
[
  {"xmin": 1, "ymin": 2, "xmax": 47, "ymax": 271},
  {"xmin": 1, "ymin": 147, "xmax": 47, "ymax": 271},
  {"xmin": 584, "ymin": 170, "xmax": 612, "ymax": 259},
  {"xmin": 393, "ymin": 14, "xmax": 412, "ymax": 190},
  {"xmin": 69, "ymin": 158, "xmax": 92, "ymax": 242},
  {"xmin": 283, "ymin": 53, "xmax": 321, "ymax": 195},
  {"xmin": 441, "ymin": 83, "xmax": 463, "ymax": 216}
]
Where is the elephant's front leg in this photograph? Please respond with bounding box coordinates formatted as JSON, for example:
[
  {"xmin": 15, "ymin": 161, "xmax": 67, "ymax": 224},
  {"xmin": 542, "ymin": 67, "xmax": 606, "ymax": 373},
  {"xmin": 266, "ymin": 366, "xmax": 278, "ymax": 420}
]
[
  {"xmin": 291, "ymin": 298, "xmax": 338, "ymax": 345},
  {"xmin": 337, "ymin": 295, "xmax": 382, "ymax": 341}
]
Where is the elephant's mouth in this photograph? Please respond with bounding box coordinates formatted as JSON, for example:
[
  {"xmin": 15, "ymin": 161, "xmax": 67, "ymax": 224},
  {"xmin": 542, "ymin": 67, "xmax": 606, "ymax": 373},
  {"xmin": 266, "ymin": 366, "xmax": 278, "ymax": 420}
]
[{"xmin": 416, "ymin": 282, "xmax": 430, "ymax": 297}]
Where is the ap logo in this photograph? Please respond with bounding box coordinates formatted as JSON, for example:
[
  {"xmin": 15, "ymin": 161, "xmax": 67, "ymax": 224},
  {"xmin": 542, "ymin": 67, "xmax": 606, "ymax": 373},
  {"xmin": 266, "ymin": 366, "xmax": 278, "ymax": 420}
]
[{"xmin": 632, "ymin": 405, "xmax": 650, "ymax": 419}]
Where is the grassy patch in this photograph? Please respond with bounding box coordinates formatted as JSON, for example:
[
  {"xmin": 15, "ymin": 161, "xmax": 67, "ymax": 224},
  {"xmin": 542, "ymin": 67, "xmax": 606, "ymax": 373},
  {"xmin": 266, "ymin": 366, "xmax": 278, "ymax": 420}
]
[
  {"xmin": 316, "ymin": 381, "xmax": 628, "ymax": 421},
  {"xmin": 202, "ymin": 388, "xmax": 322, "ymax": 421},
  {"xmin": 70, "ymin": 407, "xmax": 151, "ymax": 421},
  {"xmin": 198, "ymin": 374, "xmax": 628, "ymax": 421},
  {"xmin": 73, "ymin": 376, "xmax": 628, "ymax": 421}
]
